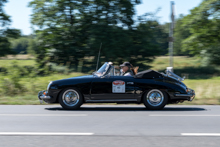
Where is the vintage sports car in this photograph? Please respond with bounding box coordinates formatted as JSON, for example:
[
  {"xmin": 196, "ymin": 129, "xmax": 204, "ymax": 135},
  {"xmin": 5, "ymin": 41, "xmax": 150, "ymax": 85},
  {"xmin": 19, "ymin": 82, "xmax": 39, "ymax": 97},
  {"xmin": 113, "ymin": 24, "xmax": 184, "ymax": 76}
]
[{"xmin": 38, "ymin": 62, "xmax": 195, "ymax": 110}]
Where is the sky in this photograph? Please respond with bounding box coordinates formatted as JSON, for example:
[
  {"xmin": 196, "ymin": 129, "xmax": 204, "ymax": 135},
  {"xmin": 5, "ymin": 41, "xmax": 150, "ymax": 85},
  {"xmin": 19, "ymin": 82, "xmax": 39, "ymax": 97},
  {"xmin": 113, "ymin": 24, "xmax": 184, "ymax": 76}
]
[{"xmin": 4, "ymin": 0, "xmax": 202, "ymax": 35}]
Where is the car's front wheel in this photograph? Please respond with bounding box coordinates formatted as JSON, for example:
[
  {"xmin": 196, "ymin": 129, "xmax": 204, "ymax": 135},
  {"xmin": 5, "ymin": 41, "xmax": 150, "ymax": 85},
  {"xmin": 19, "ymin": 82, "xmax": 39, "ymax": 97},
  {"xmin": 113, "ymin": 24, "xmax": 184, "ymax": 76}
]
[
  {"xmin": 59, "ymin": 88, "xmax": 83, "ymax": 110},
  {"xmin": 143, "ymin": 89, "xmax": 168, "ymax": 110}
]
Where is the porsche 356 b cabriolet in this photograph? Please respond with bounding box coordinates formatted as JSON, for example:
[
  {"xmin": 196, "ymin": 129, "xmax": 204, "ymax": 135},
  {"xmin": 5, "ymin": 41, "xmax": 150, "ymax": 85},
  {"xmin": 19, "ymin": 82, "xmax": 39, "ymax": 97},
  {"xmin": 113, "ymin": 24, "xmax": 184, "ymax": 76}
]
[{"xmin": 38, "ymin": 62, "xmax": 195, "ymax": 110}]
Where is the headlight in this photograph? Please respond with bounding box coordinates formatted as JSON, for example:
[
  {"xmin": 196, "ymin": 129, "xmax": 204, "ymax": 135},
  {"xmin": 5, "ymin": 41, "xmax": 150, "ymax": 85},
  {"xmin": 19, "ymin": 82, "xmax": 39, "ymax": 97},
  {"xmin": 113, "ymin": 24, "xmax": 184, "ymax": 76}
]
[{"xmin": 47, "ymin": 81, "xmax": 53, "ymax": 91}]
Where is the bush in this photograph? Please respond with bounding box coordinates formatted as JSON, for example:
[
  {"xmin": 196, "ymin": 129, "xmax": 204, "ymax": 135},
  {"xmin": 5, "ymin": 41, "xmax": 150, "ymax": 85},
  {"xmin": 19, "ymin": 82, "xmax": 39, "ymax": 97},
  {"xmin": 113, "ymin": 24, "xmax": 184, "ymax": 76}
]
[
  {"xmin": 0, "ymin": 62, "xmax": 34, "ymax": 96},
  {"xmin": 0, "ymin": 78, "xmax": 26, "ymax": 96},
  {"xmin": 48, "ymin": 63, "xmax": 70, "ymax": 74},
  {"xmin": 0, "ymin": 67, "xmax": 7, "ymax": 74}
]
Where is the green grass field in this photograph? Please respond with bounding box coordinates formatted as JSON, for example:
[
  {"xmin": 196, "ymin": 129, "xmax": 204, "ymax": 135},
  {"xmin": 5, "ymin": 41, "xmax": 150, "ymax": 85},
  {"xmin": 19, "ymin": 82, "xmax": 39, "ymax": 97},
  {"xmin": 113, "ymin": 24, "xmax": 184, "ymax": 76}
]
[
  {"xmin": 149, "ymin": 56, "xmax": 202, "ymax": 71},
  {"xmin": 0, "ymin": 56, "xmax": 220, "ymax": 105},
  {"xmin": 0, "ymin": 59, "xmax": 36, "ymax": 67}
]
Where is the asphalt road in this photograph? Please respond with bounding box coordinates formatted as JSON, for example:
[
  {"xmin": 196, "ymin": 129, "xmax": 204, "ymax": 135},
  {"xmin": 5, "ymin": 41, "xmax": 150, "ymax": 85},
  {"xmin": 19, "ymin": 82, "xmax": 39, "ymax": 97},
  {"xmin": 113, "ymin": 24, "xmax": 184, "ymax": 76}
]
[{"xmin": 0, "ymin": 104, "xmax": 220, "ymax": 147}]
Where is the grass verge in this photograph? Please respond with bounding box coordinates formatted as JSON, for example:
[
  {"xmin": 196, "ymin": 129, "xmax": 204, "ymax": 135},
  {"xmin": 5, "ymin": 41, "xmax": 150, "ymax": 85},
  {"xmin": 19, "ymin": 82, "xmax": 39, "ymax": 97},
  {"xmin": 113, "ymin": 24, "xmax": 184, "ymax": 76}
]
[
  {"xmin": 0, "ymin": 56, "xmax": 220, "ymax": 105},
  {"xmin": 0, "ymin": 77, "xmax": 220, "ymax": 105}
]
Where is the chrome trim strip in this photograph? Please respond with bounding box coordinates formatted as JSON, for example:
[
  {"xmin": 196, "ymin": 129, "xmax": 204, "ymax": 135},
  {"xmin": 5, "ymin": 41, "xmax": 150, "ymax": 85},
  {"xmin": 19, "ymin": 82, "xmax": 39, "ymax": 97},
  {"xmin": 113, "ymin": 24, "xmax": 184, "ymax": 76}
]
[
  {"xmin": 174, "ymin": 94, "xmax": 193, "ymax": 97},
  {"xmin": 85, "ymin": 99, "xmax": 137, "ymax": 102},
  {"xmin": 127, "ymin": 82, "xmax": 134, "ymax": 84},
  {"xmin": 39, "ymin": 96, "xmax": 51, "ymax": 99}
]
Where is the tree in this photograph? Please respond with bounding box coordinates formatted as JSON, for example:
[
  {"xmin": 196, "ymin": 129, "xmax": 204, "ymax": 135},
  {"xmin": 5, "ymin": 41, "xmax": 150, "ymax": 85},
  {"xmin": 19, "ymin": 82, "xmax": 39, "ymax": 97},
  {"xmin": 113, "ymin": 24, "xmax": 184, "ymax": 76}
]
[
  {"xmin": 0, "ymin": 0, "xmax": 11, "ymax": 56},
  {"xmin": 29, "ymin": 0, "xmax": 167, "ymax": 73},
  {"xmin": 29, "ymin": 0, "xmax": 142, "ymax": 71},
  {"xmin": 128, "ymin": 20, "xmax": 167, "ymax": 70},
  {"xmin": 10, "ymin": 36, "xmax": 36, "ymax": 54},
  {"xmin": 181, "ymin": 0, "xmax": 220, "ymax": 65},
  {"xmin": 27, "ymin": 36, "xmax": 38, "ymax": 55},
  {"xmin": 173, "ymin": 14, "xmax": 191, "ymax": 56},
  {"xmin": 0, "ymin": 0, "xmax": 10, "ymax": 27},
  {"xmin": 4, "ymin": 29, "xmax": 21, "ymax": 39},
  {"xmin": 0, "ymin": 0, "xmax": 21, "ymax": 56}
]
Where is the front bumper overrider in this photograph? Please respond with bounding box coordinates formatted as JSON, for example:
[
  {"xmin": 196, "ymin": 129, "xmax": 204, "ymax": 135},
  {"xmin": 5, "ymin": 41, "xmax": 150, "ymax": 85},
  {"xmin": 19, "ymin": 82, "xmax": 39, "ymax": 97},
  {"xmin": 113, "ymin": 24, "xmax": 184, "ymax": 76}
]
[
  {"xmin": 174, "ymin": 88, "xmax": 195, "ymax": 101},
  {"xmin": 38, "ymin": 90, "xmax": 52, "ymax": 103}
]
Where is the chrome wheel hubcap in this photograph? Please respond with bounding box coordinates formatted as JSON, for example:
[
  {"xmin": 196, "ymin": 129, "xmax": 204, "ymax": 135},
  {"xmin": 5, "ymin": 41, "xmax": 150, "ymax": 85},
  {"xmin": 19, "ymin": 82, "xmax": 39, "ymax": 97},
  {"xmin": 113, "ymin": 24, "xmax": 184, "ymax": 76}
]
[
  {"xmin": 147, "ymin": 90, "xmax": 164, "ymax": 106},
  {"xmin": 62, "ymin": 90, "xmax": 79, "ymax": 107}
]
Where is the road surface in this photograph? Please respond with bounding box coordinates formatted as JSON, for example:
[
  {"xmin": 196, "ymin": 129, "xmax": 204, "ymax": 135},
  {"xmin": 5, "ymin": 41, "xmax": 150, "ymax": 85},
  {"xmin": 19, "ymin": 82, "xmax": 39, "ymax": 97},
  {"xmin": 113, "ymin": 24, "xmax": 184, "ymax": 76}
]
[{"xmin": 0, "ymin": 105, "xmax": 220, "ymax": 147}]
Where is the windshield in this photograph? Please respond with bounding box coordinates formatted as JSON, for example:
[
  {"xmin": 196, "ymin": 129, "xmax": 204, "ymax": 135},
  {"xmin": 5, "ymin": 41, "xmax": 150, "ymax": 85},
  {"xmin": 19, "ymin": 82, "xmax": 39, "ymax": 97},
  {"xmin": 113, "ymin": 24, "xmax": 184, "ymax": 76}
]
[{"xmin": 95, "ymin": 62, "xmax": 110, "ymax": 77}]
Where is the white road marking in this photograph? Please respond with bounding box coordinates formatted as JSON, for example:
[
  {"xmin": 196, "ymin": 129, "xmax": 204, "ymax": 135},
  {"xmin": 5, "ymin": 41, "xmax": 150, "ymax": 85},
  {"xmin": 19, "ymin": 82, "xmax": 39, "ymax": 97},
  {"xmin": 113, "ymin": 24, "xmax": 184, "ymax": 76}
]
[
  {"xmin": 181, "ymin": 133, "xmax": 220, "ymax": 136},
  {"xmin": 0, "ymin": 114, "xmax": 87, "ymax": 117},
  {"xmin": 0, "ymin": 132, "xmax": 94, "ymax": 136},
  {"xmin": 149, "ymin": 114, "xmax": 220, "ymax": 117}
]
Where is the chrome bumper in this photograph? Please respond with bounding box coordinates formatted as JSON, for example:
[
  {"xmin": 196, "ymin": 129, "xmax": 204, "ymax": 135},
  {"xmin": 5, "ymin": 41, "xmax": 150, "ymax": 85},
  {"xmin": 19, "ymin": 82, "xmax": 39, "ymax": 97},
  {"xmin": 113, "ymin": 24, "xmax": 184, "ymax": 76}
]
[
  {"xmin": 174, "ymin": 88, "xmax": 195, "ymax": 101},
  {"xmin": 38, "ymin": 91, "xmax": 51, "ymax": 103}
]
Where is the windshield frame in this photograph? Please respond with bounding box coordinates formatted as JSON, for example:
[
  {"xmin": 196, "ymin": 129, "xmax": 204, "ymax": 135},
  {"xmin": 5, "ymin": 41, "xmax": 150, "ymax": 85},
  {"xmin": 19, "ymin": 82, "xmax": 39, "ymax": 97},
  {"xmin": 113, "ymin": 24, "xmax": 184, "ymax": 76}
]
[{"xmin": 94, "ymin": 62, "xmax": 112, "ymax": 77}]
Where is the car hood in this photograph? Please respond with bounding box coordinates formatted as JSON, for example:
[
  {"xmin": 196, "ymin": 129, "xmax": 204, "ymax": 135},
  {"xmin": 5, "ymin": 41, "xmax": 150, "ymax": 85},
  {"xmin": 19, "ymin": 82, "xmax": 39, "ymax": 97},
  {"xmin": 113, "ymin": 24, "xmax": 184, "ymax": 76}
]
[
  {"xmin": 67, "ymin": 75, "xmax": 94, "ymax": 80},
  {"xmin": 51, "ymin": 75, "xmax": 94, "ymax": 84}
]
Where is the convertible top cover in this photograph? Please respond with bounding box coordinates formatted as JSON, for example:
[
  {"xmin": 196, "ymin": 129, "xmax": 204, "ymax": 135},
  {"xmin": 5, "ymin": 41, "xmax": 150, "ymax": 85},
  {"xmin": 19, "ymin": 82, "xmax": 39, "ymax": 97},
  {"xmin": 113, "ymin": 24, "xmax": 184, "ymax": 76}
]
[{"xmin": 134, "ymin": 69, "xmax": 163, "ymax": 79}]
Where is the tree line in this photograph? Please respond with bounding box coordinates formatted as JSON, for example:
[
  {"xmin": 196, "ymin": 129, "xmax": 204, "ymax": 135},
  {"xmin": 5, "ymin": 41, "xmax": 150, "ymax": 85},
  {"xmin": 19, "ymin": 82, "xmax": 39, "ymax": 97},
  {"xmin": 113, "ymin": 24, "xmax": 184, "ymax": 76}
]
[{"xmin": 0, "ymin": 0, "xmax": 219, "ymax": 74}]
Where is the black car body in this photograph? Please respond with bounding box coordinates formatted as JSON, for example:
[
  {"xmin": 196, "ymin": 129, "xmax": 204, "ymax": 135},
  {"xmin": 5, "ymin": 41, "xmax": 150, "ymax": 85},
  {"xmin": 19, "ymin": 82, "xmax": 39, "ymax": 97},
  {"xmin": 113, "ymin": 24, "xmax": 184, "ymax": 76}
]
[{"xmin": 38, "ymin": 62, "xmax": 195, "ymax": 110}]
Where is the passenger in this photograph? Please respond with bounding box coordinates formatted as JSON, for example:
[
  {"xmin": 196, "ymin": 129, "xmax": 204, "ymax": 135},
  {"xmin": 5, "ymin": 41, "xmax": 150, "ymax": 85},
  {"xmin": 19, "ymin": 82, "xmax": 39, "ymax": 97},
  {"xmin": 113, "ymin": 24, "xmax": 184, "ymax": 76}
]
[{"xmin": 120, "ymin": 62, "xmax": 138, "ymax": 76}]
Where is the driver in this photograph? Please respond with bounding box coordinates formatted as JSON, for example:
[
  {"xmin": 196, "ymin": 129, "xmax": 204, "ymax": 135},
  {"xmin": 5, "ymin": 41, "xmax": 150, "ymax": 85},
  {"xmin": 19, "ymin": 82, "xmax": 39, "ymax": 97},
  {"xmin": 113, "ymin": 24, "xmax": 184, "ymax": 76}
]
[{"xmin": 120, "ymin": 62, "xmax": 134, "ymax": 76}]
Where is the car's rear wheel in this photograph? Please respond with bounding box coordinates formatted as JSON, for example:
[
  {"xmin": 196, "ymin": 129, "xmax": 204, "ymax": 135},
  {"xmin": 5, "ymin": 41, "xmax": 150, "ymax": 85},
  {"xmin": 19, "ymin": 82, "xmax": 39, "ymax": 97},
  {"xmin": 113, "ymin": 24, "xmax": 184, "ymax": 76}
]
[
  {"xmin": 143, "ymin": 89, "xmax": 168, "ymax": 110},
  {"xmin": 59, "ymin": 88, "xmax": 83, "ymax": 110}
]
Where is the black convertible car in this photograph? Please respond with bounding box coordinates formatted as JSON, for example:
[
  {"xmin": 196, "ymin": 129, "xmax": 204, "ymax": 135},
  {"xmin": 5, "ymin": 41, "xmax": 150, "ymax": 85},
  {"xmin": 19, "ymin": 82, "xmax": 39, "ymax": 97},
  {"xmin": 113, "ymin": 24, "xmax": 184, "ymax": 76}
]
[{"xmin": 38, "ymin": 62, "xmax": 195, "ymax": 110}]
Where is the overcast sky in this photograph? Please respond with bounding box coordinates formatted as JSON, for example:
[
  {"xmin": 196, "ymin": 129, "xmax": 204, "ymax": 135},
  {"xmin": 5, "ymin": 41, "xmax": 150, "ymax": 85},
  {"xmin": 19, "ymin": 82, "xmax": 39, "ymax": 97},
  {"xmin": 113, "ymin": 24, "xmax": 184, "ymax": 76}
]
[{"xmin": 5, "ymin": 0, "xmax": 202, "ymax": 35}]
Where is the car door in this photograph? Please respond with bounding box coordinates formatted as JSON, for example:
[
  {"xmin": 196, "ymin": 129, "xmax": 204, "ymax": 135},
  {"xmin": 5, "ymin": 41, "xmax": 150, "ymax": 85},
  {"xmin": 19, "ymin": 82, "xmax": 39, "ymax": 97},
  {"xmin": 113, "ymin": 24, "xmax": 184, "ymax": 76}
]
[{"xmin": 90, "ymin": 75, "xmax": 135, "ymax": 101}]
